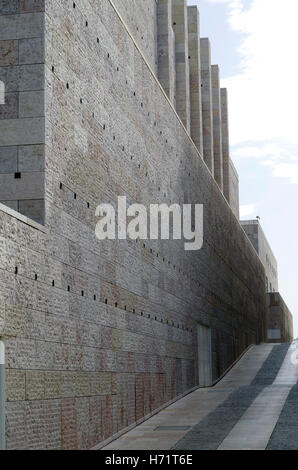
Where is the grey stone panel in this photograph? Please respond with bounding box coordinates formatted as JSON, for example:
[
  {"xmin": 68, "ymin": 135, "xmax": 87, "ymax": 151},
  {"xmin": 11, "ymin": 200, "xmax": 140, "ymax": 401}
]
[
  {"xmin": 0, "ymin": 147, "xmax": 18, "ymax": 173},
  {"xmin": 187, "ymin": 6, "xmax": 203, "ymax": 156},
  {"xmin": 0, "ymin": 118, "xmax": 45, "ymax": 146},
  {"xmin": 0, "ymin": 6, "xmax": 45, "ymax": 223},
  {"xmin": 172, "ymin": 0, "xmax": 191, "ymax": 132},
  {"xmin": 229, "ymin": 159, "xmax": 239, "ymax": 219},
  {"xmin": 221, "ymin": 88, "xmax": 230, "ymax": 202},
  {"xmin": 266, "ymin": 293, "xmax": 293, "ymax": 343},
  {"xmin": 211, "ymin": 65, "xmax": 223, "ymax": 190},
  {"xmin": 18, "ymin": 199, "xmax": 44, "ymax": 225},
  {"xmin": 200, "ymin": 38, "xmax": 214, "ymax": 174},
  {"xmin": 0, "ymin": 172, "xmax": 44, "ymax": 200},
  {"xmin": 0, "ymin": 12, "xmax": 44, "ymax": 40},
  {"xmin": 157, "ymin": 0, "xmax": 176, "ymax": 105}
]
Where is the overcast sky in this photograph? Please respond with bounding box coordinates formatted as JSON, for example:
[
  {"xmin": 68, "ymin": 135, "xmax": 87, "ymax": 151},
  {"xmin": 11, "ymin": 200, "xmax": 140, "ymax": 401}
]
[{"xmin": 188, "ymin": 0, "xmax": 298, "ymax": 335}]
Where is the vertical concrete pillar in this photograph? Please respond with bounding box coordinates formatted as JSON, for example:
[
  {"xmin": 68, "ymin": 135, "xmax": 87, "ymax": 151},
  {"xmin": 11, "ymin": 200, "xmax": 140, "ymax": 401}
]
[
  {"xmin": 157, "ymin": 0, "xmax": 176, "ymax": 105},
  {"xmin": 200, "ymin": 38, "xmax": 214, "ymax": 175},
  {"xmin": 187, "ymin": 6, "xmax": 203, "ymax": 157},
  {"xmin": 221, "ymin": 88, "xmax": 230, "ymax": 202},
  {"xmin": 211, "ymin": 65, "xmax": 223, "ymax": 190},
  {"xmin": 172, "ymin": 0, "xmax": 191, "ymax": 133}
]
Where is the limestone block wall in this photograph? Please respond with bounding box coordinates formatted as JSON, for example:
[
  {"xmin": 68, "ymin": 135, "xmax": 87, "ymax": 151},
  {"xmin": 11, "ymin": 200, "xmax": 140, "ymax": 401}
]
[
  {"xmin": 187, "ymin": 6, "xmax": 203, "ymax": 157},
  {"xmin": 0, "ymin": 0, "xmax": 267, "ymax": 450},
  {"xmin": 157, "ymin": 0, "xmax": 176, "ymax": 105},
  {"xmin": 0, "ymin": 1, "xmax": 45, "ymax": 224},
  {"xmin": 111, "ymin": 0, "xmax": 158, "ymax": 74},
  {"xmin": 211, "ymin": 65, "xmax": 223, "ymax": 190},
  {"xmin": 266, "ymin": 293, "xmax": 293, "ymax": 343},
  {"xmin": 241, "ymin": 220, "xmax": 278, "ymax": 292},
  {"xmin": 172, "ymin": 0, "xmax": 191, "ymax": 132},
  {"xmin": 229, "ymin": 158, "xmax": 240, "ymax": 219},
  {"xmin": 221, "ymin": 88, "xmax": 230, "ymax": 202},
  {"xmin": 200, "ymin": 38, "xmax": 214, "ymax": 175}
]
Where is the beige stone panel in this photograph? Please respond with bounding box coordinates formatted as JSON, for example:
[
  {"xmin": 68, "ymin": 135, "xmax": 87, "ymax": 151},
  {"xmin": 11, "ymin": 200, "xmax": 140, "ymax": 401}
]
[{"xmin": 6, "ymin": 370, "xmax": 26, "ymax": 402}]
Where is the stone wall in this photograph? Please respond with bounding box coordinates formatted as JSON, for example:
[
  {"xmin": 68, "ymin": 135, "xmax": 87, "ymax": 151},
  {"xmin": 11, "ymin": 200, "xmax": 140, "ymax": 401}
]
[
  {"xmin": 266, "ymin": 293, "xmax": 293, "ymax": 343},
  {"xmin": 200, "ymin": 38, "xmax": 214, "ymax": 175},
  {"xmin": 229, "ymin": 158, "xmax": 240, "ymax": 220},
  {"xmin": 188, "ymin": 6, "xmax": 203, "ymax": 156},
  {"xmin": 0, "ymin": 0, "xmax": 267, "ymax": 450},
  {"xmin": 111, "ymin": 0, "xmax": 158, "ymax": 73},
  {"xmin": 172, "ymin": 0, "xmax": 191, "ymax": 133},
  {"xmin": 221, "ymin": 88, "xmax": 230, "ymax": 203},
  {"xmin": 157, "ymin": 0, "xmax": 176, "ymax": 105},
  {"xmin": 241, "ymin": 220, "xmax": 278, "ymax": 292},
  {"xmin": 211, "ymin": 65, "xmax": 223, "ymax": 190},
  {"xmin": 0, "ymin": 1, "xmax": 45, "ymax": 224}
]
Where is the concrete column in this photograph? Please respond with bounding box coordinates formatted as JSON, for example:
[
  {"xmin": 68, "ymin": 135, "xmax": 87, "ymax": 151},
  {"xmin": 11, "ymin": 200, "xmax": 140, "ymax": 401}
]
[
  {"xmin": 172, "ymin": 0, "xmax": 191, "ymax": 133},
  {"xmin": 221, "ymin": 88, "xmax": 230, "ymax": 202},
  {"xmin": 187, "ymin": 6, "xmax": 203, "ymax": 157},
  {"xmin": 211, "ymin": 65, "xmax": 223, "ymax": 190},
  {"xmin": 157, "ymin": 0, "xmax": 176, "ymax": 106},
  {"xmin": 0, "ymin": 339, "xmax": 5, "ymax": 450},
  {"xmin": 200, "ymin": 38, "xmax": 214, "ymax": 175}
]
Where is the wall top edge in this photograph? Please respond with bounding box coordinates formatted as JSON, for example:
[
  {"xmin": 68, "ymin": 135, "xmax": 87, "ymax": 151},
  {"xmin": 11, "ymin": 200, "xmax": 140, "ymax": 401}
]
[{"xmin": 0, "ymin": 202, "xmax": 48, "ymax": 234}]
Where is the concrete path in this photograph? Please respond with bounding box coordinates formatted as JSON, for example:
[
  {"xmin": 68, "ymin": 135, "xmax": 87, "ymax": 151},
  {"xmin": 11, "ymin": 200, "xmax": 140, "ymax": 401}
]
[{"xmin": 103, "ymin": 342, "xmax": 298, "ymax": 450}]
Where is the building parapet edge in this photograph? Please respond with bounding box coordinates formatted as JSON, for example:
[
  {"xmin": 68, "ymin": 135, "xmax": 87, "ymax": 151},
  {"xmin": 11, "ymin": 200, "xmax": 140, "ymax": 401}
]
[{"xmin": 0, "ymin": 202, "xmax": 48, "ymax": 234}]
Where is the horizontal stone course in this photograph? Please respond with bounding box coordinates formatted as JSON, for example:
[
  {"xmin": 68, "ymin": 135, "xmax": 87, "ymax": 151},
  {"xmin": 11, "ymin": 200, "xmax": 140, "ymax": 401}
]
[{"xmin": 0, "ymin": 0, "xmax": 267, "ymax": 450}]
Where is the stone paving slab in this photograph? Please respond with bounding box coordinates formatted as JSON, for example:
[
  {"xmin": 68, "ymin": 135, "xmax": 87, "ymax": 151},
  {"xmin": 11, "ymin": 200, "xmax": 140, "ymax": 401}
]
[
  {"xmin": 103, "ymin": 344, "xmax": 276, "ymax": 450},
  {"xmin": 173, "ymin": 343, "xmax": 290, "ymax": 450},
  {"xmin": 267, "ymin": 342, "xmax": 298, "ymax": 450}
]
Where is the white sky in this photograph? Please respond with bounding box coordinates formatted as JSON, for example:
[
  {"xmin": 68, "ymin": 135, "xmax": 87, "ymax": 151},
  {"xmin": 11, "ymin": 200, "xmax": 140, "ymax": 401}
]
[{"xmin": 189, "ymin": 0, "xmax": 298, "ymax": 336}]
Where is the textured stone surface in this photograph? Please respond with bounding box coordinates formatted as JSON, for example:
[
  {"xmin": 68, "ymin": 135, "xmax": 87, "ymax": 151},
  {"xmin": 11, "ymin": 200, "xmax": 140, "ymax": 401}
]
[
  {"xmin": 200, "ymin": 38, "xmax": 214, "ymax": 174},
  {"xmin": 157, "ymin": 0, "xmax": 176, "ymax": 106},
  {"xmin": 241, "ymin": 219, "xmax": 278, "ymax": 291},
  {"xmin": 266, "ymin": 293, "xmax": 293, "ymax": 343},
  {"xmin": 0, "ymin": 0, "xmax": 268, "ymax": 450},
  {"xmin": 211, "ymin": 65, "xmax": 223, "ymax": 191},
  {"xmin": 221, "ymin": 89, "xmax": 231, "ymax": 203},
  {"xmin": 187, "ymin": 6, "xmax": 203, "ymax": 157},
  {"xmin": 229, "ymin": 158, "xmax": 239, "ymax": 219},
  {"xmin": 172, "ymin": 0, "xmax": 191, "ymax": 132},
  {"xmin": 0, "ymin": 5, "xmax": 45, "ymax": 224},
  {"xmin": 111, "ymin": 0, "xmax": 157, "ymax": 73}
]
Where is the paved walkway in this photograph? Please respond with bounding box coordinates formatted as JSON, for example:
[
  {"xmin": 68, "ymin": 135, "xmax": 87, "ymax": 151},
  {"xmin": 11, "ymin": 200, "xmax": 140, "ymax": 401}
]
[{"xmin": 103, "ymin": 342, "xmax": 298, "ymax": 450}]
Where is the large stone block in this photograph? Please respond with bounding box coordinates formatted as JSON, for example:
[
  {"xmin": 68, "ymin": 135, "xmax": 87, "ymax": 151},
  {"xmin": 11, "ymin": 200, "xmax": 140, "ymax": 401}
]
[
  {"xmin": 19, "ymin": 37, "xmax": 44, "ymax": 65},
  {"xmin": 0, "ymin": 117, "xmax": 45, "ymax": 146},
  {"xmin": 19, "ymin": 90, "xmax": 44, "ymax": 118},
  {"xmin": 0, "ymin": 39, "xmax": 18, "ymax": 65},
  {"xmin": 0, "ymin": 12, "xmax": 44, "ymax": 40},
  {"xmin": 0, "ymin": 146, "xmax": 18, "ymax": 173}
]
